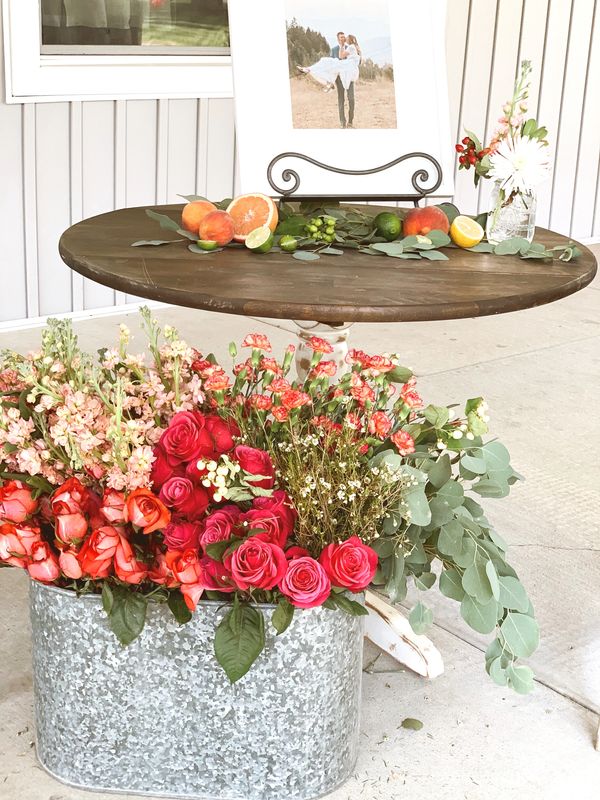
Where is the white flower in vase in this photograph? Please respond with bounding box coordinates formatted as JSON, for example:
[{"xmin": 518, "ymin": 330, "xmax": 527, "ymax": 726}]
[{"xmin": 488, "ymin": 135, "xmax": 552, "ymax": 196}]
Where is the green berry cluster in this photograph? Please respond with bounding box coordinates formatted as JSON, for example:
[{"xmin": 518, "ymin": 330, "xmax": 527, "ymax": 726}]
[{"xmin": 304, "ymin": 216, "xmax": 337, "ymax": 243}]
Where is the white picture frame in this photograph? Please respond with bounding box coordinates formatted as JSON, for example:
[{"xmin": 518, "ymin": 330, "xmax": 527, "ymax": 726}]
[{"xmin": 228, "ymin": 0, "xmax": 453, "ymax": 199}]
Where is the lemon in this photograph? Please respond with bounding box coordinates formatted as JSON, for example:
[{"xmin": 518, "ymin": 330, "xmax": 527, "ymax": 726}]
[
  {"xmin": 279, "ymin": 235, "xmax": 299, "ymax": 253},
  {"xmin": 373, "ymin": 211, "xmax": 402, "ymax": 241},
  {"xmin": 196, "ymin": 239, "xmax": 220, "ymax": 251},
  {"xmin": 245, "ymin": 225, "xmax": 274, "ymax": 254},
  {"xmin": 450, "ymin": 216, "xmax": 484, "ymax": 249}
]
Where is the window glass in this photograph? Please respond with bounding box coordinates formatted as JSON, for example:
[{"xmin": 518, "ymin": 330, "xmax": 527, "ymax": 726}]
[{"xmin": 40, "ymin": 0, "xmax": 230, "ymax": 52}]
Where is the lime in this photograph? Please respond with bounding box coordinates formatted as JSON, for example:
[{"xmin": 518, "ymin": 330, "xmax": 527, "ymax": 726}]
[
  {"xmin": 373, "ymin": 212, "xmax": 402, "ymax": 241},
  {"xmin": 245, "ymin": 225, "xmax": 275, "ymax": 253},
  {"xmin": 196, "ymin": 240, "xmax": 220, "ymax": 251},
  {"xmin": 450, "ymin": 216, "xmax": 484, "ymax": 248},
  {"xmin": 280, "ymin": 235, "xmax": 299, "ymax": 253}
]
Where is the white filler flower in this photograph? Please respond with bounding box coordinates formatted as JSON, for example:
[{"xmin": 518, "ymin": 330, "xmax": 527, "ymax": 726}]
[{"xmin": 488, "ymin": 136, "xmax": 551, "ymax": 195}]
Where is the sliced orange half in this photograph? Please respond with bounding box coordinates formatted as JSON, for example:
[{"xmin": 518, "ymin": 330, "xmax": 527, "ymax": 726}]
[{"xmin": 226, "ymin": 193, "xmax": 279, "ymax": 243}]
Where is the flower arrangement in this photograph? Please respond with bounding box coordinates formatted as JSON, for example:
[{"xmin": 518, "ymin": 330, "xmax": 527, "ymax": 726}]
[
  {"xmin": 456, "ymin": 60, "xmax": 551, "ymax": 243},
  {"xmin": 0, "ymin": 312, "xmax": 538, "ymax": 691}
]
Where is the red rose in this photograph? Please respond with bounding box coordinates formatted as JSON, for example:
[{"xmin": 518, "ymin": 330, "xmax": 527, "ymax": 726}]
[
  {"xmin": 227, "ymin": 538, "xmax": 287, "ymax": 591},
  {"xmin": 0, "ymin": 522, "xmax": 41, "ymax": 568},
  {"xmin": 285, "ymin": 546, "xmax": 311, "ymax": 560},
  {"xmin": 100, "ymin": 489, "xmax": 126, "ymax": 524},
  {"xmin": 159, "ymin": 411, "xmax": 209, "ymax": 465},
  {"xmin": 279, "ymin": 557, "xmax": 331, "ymax": 609},
  {"xmin": 163, "ymin": 521, "xmax": 201, "ymax": 551},
  {"xmin": 253, "ymin": 491, "xmax": 296, "ymax": 539},
  {"xmin": 159, "ymin": 476, "xmax": 209, "ymax": 519},
  {"xmin": 319, "ymin": 536, "xmax": 378, "ymax": 592},
  {"xmin": 114, "ymin": 534, "xmax": 148, "ymax": 585},
  {"xmin": 151, "ymin": 445, "xmax": 174, "ymax": 489},
  {"xmin": 203, "ymin": 415, "xmax": 238, "ymax": 459},
  {"xmin": 59, "ymin": 549, "xmax": 83, "ymax": 579},
  {"xmin": 0, "ymin": 480, "xmax": 38, "ymax": 523},
  {"xmin": 78, "ymin": 526, "xmax": 121, "ymax": 579},
  {"xmin": 27, "ymin": 541, "xmax": 60, "ymax": 583},
  {"xmin": 202, "ymin": 555, "xmax": 235, "ymax": 593},
  {"xmin": 166, "ymin": 549, "xmax": 205, "ymax": 584},
  {"xmin": 125, "ymin": 489, "xmax": 171, "ymax": 534},
  {"xmin": 199, "ymin": 506, "xmax": 240, "ymax": 552},
  {"xmin": 51, "ymin": 477, "xmax": 88, "ymax": 515},
  {"xmin": 234, "ymin": 445, "xmax": 275, "ymax": 489},
  {"xmin": 55, "ymin": 512, "xmax": 88, "ymax": 545},
  {"xmin": 241, "ymin": 510, "xmax": 287, "ymax": 547}
]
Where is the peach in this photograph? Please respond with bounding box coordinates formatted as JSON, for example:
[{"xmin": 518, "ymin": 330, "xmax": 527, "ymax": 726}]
[
  {"xmin": 181, "ymin": 200, "xmax": 217, "ymax": 235},
  {"xmin": 403, "ymin": 206, "xmax": 450, "ymax": 236},
  {"xmin": 198, "ymin": 210, "xmax": 235, "ymax": 247}
]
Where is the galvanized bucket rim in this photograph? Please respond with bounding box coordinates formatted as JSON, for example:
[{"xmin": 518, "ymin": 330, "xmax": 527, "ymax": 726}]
[{"xmin": 29, "ymin": 577, "xmax": 280, "ymax": 610}]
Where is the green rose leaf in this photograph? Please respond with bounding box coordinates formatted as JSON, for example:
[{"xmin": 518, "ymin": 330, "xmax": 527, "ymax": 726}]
[
  {"xmin": 460, "ymin": 595, "xmax": 498, "ymax": 634},
  {"xmin": 409, "ymin": 601, "xmax": 433, "ymax": 635},
  {"xmin": 214, "ymin": 597, "xmax": 266, "ymax": 683},
  {"xmin": 331, "ymin": 594, "xmax": 369, "ymax": 616},
  {"xmin": 167, "ymin": 590, "xmax": 192, "ymax": 625},
  {"xmin": 107, "ymin": 587, "xmax": 148, "ymax": 646},
  {"xmin": 500, "ymin": 612, "xmax": 540, "ymax": 658},
  {"xmin": 439, "ymin": 567, "xmax": 465, "ymax": 601},
  {"xmin": 497, "ymin": 576, "xmax": 530, "ymax": 613},
  {"xmin": 271, "ymin": 598, "xmax": 295, "ymax": 635},
  {"xmin": 102, "ymin": 583, "xmax": 114, "ymax": 615},
  {"xmin": 506, "ymin": 663, "xmax": 535, "ymax": 694}
]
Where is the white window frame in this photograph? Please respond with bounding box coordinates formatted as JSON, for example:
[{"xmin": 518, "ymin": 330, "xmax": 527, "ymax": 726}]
[{"xmin": 2, "ymin": 0, "xmax": 234, "ymax": 103}]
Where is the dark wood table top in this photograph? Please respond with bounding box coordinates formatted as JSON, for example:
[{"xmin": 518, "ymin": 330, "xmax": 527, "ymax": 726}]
[{"xmin": 59, "ymin": 204, "xmax": 598, "ymax": 325}]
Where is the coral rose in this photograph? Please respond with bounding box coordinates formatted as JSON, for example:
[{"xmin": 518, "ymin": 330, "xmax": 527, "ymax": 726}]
[
  {"xmin": 148, "ymin": 550, "xmax": 178, "ymax": 588},
  {"xmin": 180, "ymin": 582, "xmax": 205, "ymax": 611},
  {"xmin": 279, "ymin": 557, "xmax": 331, "ymax": 609},
  {"xmin": 114, "ymin": 534, "xmax": 148, "ymax": 585},
  {"xmin": 234, "ymin": 445, "xmax": 275, "ymax": 490},
  {"xmin": 0, "ymin": 522, "xmax": 40, "ymax": 568},
  {"xmin": 319, "ymin": 536, "xmax": 378, "ymax": 592},
  {"xmin": 159, "ymin": 476, "xmax": 209, "ymax": 519},
  {"xmin": 126, "ymin": 489, "xmax": 170, "ymax": 534},
  {"xmin": 227, "ymin": 538, "xmax": 287, "ymax": 591},
  {"xmin": 0, "ymin": 480, "xmax": 38, "ymax": 523},
  {"xmin": 59, "ymin": 549, "xmax": 83, "ymax": 579},
  {"xmin": 55, "ymin": 513, "xmax": 88, "ymax": 545},
  {"xmin": 166, "ymin": 549, "xmax": 205, "ymax": 585},
  {"xmin": 77, "ymin": 526, "xmax": 121, "ymax": 579},
  {"xmin": 100, "ymin": 489, "xmax": 126, "ymax": 524},
  {"xmin": 27, "ymin": 541, "xmax": 60, "ymax": 583},
  {"xmin": 51, "ymin": 477, "xmax": 88, "ymax": 515}
]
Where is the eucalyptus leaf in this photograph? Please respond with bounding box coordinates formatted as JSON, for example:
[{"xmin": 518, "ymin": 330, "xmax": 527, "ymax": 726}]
[
  {"xmin": 414, "ymin": 572, "xmax": 436, "ymax": 590},
  {"xmin": 132, "ymin": 239, "xmax": 183, "ymax": 247},
  {"xmin": 460, "ymin": 595, "xmax": 498, "ymax": 634},
  {"xmin": 439, "ymin": 567, "xmax": 465, "ymax": 602},
  {"xmin": 420, "ymin": 250, "xmax": 449, "ymax": 261},
  {"xmin": 428, "ymin": 454, "xmax": 451, "ymax": 489},
  {"xmin": 293, "ymin": 251, "xmax": 321, "ymax": 261},
  {"xmin": 500, "ymin": 612, "xmax": 539, "ymax": 658},
  {"xmin": 320, "ymin": 247, "xmax": 344, "ymax": 255},
  {"xmin": 409, "ymin": 601, "xmax": 433, "ymax": 635},
  {"xmin": 494, "ymin": 237, "xmax": 530, "ymax": 256},
  {"xmin": 145, "ymin": 208, "xmax": 181, "ymax": 232},
  {"xmin": 489, "ymin": 657, "xmax": 508, "ymax": 686},
  {"xmin": 485, "ymin": 560, "xmax": 501, "ymax": 601},
  {"xmin": 188, "ymin": 244, "xmax": 223, "ymax": 255},
  {"xmin": 506, "ymin": 663, "xmax": 535, "ymax": 694},
  {"xmin": 497, "ymin": 576, "xmax": 530, "ymax": 613},
  {"xmin": 371, "ymin": 242, "xmax": 405, "ymax": 256},
  {"xmin": 462, "ymin": 560, "xmax": 494, "ymax": 604},
  {"xmin": 437, "ymin": 520, "xmax": 464, "ymax": 558}
]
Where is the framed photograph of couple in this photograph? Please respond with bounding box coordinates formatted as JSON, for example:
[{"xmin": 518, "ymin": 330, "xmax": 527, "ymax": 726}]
[{"xmin": 228, "ymin": 0, "xmax": 453, "ymax": 199}]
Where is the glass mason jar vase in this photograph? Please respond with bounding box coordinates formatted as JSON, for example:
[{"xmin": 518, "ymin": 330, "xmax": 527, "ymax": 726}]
[{"xmin": 486, "ymin": 181, "xmax": 537, "ymax": 244}]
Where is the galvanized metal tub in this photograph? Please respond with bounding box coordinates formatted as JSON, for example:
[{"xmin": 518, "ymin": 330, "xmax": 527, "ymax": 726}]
[{"xmin": 30, "ymin": 580, "xmax": 363, "ymax": 800}]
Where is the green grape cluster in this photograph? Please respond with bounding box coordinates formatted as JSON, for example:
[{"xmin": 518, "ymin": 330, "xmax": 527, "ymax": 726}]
[{"xmin": 304, "ymin": 216, "xmax": 337, "ymax": 243}]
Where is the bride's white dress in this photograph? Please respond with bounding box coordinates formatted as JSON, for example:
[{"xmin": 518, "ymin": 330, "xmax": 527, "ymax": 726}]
[{"xmin": 308, "ymin": 45, "xmax": 360, "ymax": 90}]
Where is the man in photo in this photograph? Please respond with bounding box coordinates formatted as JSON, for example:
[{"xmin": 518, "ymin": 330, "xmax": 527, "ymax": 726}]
[{"xmin": 331, "ymin": 31, "xmax": 355, "ymax": 129}]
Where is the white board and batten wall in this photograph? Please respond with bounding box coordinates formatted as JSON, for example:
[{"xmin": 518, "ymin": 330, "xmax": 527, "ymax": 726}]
[{"xmin": 0, "ymin": 0, "xmax": 598, "ymax": 326}]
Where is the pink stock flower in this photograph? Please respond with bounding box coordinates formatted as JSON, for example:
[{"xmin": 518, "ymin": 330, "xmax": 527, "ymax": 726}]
[{"xmin": 279, "ymin": 557, "xmax": 331, "ymax": 609}]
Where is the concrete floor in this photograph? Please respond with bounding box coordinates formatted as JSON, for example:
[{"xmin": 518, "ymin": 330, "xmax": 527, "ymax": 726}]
[{"xmin": 1, "ymin": 246, "xmax": 599, "ymax": 799}]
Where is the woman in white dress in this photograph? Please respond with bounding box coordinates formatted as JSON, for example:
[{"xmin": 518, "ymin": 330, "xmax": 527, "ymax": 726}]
[{"xmin": 298, "ymin": 35, "xmax": 362, "ymax": 93}]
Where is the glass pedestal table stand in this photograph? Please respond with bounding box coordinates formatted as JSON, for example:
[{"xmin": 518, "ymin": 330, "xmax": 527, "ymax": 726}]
[{"xmin": 59, "ymin": 204, "xmax": 598, "ymax": 680}]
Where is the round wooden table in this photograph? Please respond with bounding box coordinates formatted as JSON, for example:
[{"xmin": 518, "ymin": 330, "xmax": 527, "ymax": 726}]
[{"xmin": 59, "ymin": 204, "xmax": 598, "ymax": 327}]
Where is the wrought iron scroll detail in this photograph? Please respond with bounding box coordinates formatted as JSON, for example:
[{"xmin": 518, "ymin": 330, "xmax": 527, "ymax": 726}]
[{"xmin": 267, "ymin": 152, "xmax": 443, "ymax": 199}]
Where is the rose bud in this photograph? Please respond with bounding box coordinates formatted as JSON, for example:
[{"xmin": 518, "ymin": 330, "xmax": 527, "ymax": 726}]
[
  {"xmin": 56, "ymin": 512, "xmax": 88, "ymax": 545},
  {"xmin": 27, "ymin": 541, "xmax": 60, "ymax": 583},
  {"xmin": 0, "ymin": 480, "xmax": 38, "ymax": 523},
  {"xmin": 100, "ymin": 489, "xmax": 126, "ymax": 524},
  {"xmin": 279, "ymin": 557, "xmax": 331, "ymax": 609},
  {"xmin": 125, "ymin": 489, "xmax": 170, "ymax": 534},
  {"xmin": 319, "ymin": 536, "xmax": 378, "ymax": 592},
  {"xmin": 234, "ymin": 445, "xmax": 275, "ymax": 490},
  {"xmin": 285, "ymin": 545, "xmax": 311, "ymax": 561},
  {"xmin": 77, "ymin": 525, "xmax": 121, "ymax": 579},
  {"xmin": 227, "ymin": 538, "xmax": 288, "ymax": 591},
  {"xmin": 163, "ymin": 521, "xmax": 201, "ymax": 552},
  {"xmin": 59, "ymin": 549, "xmax": 83, "ymax": 580},
  {"xmin": 114, "ymin": 534, "xmax": 148, "ymax": 585}
]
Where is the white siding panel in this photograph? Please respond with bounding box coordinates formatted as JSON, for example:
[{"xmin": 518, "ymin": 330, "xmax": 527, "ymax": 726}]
[
  {"xmin": 35, "ymin": 103, "xmax": 72, "ymax": 316},
  {"xmin": 166, "ymin": 99, "xmax": 200, "ymax": 204},
  {"xmin": 0, "ymin": 103, "xmax": 27, "ymax": 320},
  {"xmin": 205, "ymin": 98, "xmax": 236, "ymax": 201}
]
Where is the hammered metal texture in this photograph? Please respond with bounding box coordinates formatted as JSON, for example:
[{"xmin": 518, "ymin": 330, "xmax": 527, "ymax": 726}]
[{"xmin": 30, "ymin": 581, "xmax": 363, "ymax": 800}]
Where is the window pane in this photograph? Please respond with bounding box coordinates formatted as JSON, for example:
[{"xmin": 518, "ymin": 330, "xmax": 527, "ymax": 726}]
[{"xmin": 40, "ymin": 0, "xmax": 229, "ymax": 51}]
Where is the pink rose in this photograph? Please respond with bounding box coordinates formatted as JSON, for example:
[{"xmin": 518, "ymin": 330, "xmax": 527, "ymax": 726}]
[
  {"xmin": 0, "ymin": 522, "xmax": 41, "ymax": 568},
  {"xmin": 56, "ymin": 512, "xmax": 88, "ymax": 545},
  {"xmin": 27, "ymin": 541, "xmax": 60, "ymax": 583},
  {"xmin": 234, "ymin": 445, "xmax": 275, "ymax": 489},
  {"xmin": 100, "ymin": 489, "xmax": 126, "ymax": 524},
  {"xmin": 159, "ymin": 477, "xmax": 209, "ymax": 519},
  {"xmin": 252, "ymin": 490, "xmax": 296, "ymax": 541},
  {"xmin": 279, "ymin": 557, "xmax": 331, "ymax": 609},
  {"xmin": 227, "ymin": 538, "xmax": 288, "ymax": 591},
  {"xmin": 319, "ymin": 536, "xmax": 378, "ymax": 592},
  {"xmin": 59, "ymin": 549, "xmax": 83, "ymax": 579},
  {"xmin": 0, "ymin": 480, "xmax": 38, "ymax": 523},
  {"xmin": 199, "ymin": 506, "xmax": 240, "ymax": 552},
  {"xmin": 114, "ymin": 534, "xmax": 148, "ymax": 585},
  {"xmin": 241, "ymin": 510, "xmax": 289, "ymax": 548},
  {"xmin": 163, "ymin": 521, "xmax": 201, "ymax": 551},
  {"xmin": 202, "ymin": 555, "xmax": 235, "ymax": 593}
]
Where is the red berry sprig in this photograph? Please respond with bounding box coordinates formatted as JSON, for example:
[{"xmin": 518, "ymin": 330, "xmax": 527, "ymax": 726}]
[{"xmin": 455, "ymin": 137, "xmax": 491, "ymax": 171}]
